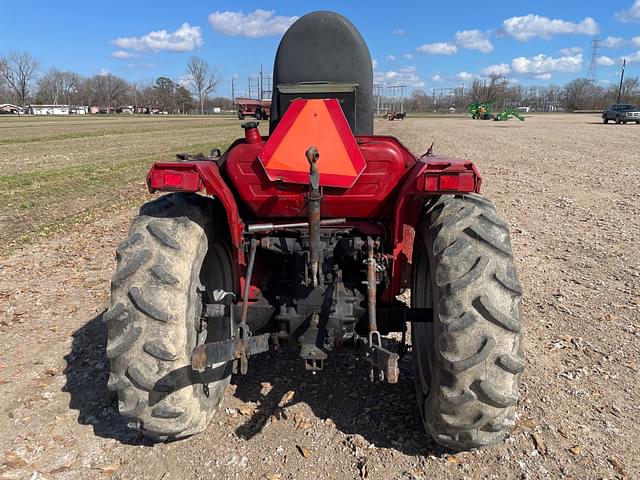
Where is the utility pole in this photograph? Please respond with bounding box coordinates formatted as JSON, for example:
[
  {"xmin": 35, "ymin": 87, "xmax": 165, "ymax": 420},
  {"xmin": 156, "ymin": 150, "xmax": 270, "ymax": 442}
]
[
  {"xmin": 616, "ymin": 59, "xmax": 626, "ymax": 103},
  {"xmin": 231, "ymin": 78, "xmax": 235, "ymax": 105}
]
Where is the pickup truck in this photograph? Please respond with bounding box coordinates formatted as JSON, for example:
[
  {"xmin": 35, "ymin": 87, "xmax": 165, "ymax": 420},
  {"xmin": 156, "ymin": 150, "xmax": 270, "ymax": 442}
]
[{"xmin": 602, "ymin": 104, "xmax": 640, "ymax": 124}]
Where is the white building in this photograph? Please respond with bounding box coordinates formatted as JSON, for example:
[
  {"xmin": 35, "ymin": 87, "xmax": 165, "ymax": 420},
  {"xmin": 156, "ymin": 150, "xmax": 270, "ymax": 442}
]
[
  {"xmin": 29, "ymin": 105, "xmax": 70, "ymax": 115},
  {"xmin": 28, "ymin": 105, "xmax": 90, "ymax": 115}
]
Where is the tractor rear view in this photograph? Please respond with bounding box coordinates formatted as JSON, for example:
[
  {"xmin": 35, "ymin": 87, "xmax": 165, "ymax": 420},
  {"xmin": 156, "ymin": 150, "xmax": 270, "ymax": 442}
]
[{"xmin": 106, "ymin": 12, "xmax": 523, "ymax": 451}]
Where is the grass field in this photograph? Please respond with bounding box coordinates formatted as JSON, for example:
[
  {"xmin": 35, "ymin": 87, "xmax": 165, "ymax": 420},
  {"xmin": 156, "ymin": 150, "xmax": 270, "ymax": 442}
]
[{"xmin": 0, "ymin": 115, "xmax": 241, "ymax": 253}]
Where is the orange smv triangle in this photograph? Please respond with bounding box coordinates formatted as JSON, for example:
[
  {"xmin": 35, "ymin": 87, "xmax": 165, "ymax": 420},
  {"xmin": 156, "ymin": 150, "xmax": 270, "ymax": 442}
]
[{"xmin": 258, "ymin": 98, "xmax": 366, "ymax": 188}]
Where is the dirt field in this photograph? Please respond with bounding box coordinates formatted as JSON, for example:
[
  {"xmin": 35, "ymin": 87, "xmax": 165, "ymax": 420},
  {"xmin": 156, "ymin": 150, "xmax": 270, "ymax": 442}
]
[{"xmin": 0, "ymin": 114, "xmax": 638, "ymax": 479}]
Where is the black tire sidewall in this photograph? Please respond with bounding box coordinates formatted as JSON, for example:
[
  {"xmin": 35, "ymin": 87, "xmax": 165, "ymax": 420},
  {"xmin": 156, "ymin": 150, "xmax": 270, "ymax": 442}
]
[{"xmin": 411, "ymin": 217, "xmax": 440, "ymax": 422}]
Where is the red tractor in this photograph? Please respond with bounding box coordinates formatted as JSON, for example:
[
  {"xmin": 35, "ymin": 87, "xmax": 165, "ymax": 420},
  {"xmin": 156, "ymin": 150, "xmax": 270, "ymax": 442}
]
[{"xmin": 106, "ymin": 12, "xmax": 523, "ymax": 451}]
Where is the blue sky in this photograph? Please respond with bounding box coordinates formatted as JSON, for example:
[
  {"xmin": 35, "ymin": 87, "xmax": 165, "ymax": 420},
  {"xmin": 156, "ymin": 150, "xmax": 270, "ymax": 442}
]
[{"xmin": 1, "ymin": 1, "xmax": 640, "ymax": 97}]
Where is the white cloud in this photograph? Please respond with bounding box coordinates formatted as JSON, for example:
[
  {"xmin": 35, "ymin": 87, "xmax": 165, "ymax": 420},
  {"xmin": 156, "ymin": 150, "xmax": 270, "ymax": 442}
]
[
  {"xmin": 535, "ymin": 73, "xmax": 552, "ymax": 80},
  {"xmin": 374, "ymin": 66, "xmax": 424, "ymax": 87},
  {"xmin": 113, "ymin": 23, "xmax": 203, "ymax": 52},
  {"xmin": 208, "ymin": 9, "xmax": 298, "ymax": 37},
  {"xmin": 597, "ymin": 56, "xmax": 616, "ymax": 66},
  {"xmin": 501, "ymin": 14, "xmax": 598, "ymax": 41},
  {"xmin": 622, "ymin": 50, "xmax": 640, "ymax": 62},
  {"xmin": 455, "ymin": 30, "xmax": 493, "ymax": 53},
  {"xmin": 111, "ymin": 50, "xmax": 137, "ymax": 59},
  {"xmin": 511, "ymin": 53, "xmax": 583, "ymax": 74},
  {"xmin": 559, "ymin": 47, "xmax": 583, "ymax": 56},
  {"xmin": 602, "ymin": 36, "xmax": 625, "ymax": 49},
  {"xmin": 481, "ymin": 63, "xmax": 511, "ymax": 76},
  {"xmin": 393, "ymin": 29, "xmax": 406, "ymax": 36},
  {"xmin": 456, "ymin": 71, "xmax": 478, "ymax": 82},
  {"xmin": 372, "ymin": 59, "xmax": 378, "ymax": 69},
  {"xmin": 177, "ymin": 74, "xmax": 192, "ymax": 88},
  {"xmin": 431, "ymin": 73, "xmax": 443, "ymax": 82},
  {"xmin": 417, "ymin": 42, "xmax": 457, "ymax": 55},
  {"xmin": 416, "ymin": 30, "xmax": 492, "ymax": 57},
  {"xmin": 632, "ymin": 36, "xmax": 640, "ymax": 47},
  {"xmin": 126, "ymin": 63, "xmax": 156, "ymax": 69},
  {"xmin": 615, "ymin": 0, "xmax": 640, "ymax": 23},
  {"xmin": 402, "ymin": 53, "xmax": 414, "ymax": 60},
  {"xmin": 98, "ymin": 69, "xmax": 110, "ymax": 76},
  {"xmin": 386, "ymin": 55, "xmax": 397, "ymax": 61}
]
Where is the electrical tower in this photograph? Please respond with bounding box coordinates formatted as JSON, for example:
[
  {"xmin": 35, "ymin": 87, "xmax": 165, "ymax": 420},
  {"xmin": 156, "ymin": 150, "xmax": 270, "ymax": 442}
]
[
  {"xmin": 373, "ymin": 84, "xmax": 406, "ymax": 115},
  {"xmin": 586, "ymin": 36, "xmax": 600, "ymax": 83},
  {"xmin": 432, "ymin": 85, "xmax": 464, "ymax": 112}
]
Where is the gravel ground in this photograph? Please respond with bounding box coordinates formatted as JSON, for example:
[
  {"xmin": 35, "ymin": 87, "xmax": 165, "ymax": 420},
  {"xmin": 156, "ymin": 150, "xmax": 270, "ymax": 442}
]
[{"xmin": 0, "ymin": 114, "xmax": 638, "ymax": 479}]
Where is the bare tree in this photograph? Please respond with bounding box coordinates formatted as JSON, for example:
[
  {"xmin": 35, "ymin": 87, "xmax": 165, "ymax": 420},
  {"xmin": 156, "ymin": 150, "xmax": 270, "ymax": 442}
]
[
  {"xmin": 0, "ymin": 83, "xmax": 11, "ymax": 103},
  {"xmin": 471, "ymin": 74, "xmax": 504, "ymax": 104},
  {"xmin": 36, "ymin": 69, "xmax": 80, "ymax": 104},
  {"xmin": 619, "ymin": 77, "xmax": 640, "ymax": 101},
  {"xmin": 186, "ymin": 57, "xmax": 219, "ymax": 114},
  {"xmin": 564, "ymin": 78, "xmax": 597, "ymax": 111},
  {"xmin": 90, "ymin": 73, "xmax": 129, "ymax": 112},
  {"xmin": 0, "ymin": 51, "xmax": 39, "ymax": 106}
]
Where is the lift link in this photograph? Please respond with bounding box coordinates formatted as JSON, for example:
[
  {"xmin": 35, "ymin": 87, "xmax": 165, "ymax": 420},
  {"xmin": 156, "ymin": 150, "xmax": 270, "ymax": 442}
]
[
  {"xmin": 364, "ymin": 237, "xmax": 399, "ymax": 383},
  {"xmin": 306, "ymin": 146, "xmax": 322, "ymax": 288},
  {"xmin": 191, "ymin": 237, "xmax": 270, "ymax": 375}
]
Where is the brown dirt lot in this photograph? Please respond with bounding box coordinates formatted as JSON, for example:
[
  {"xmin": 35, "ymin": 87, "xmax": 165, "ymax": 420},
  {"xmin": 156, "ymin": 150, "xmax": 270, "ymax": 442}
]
[{"xmin": 0, "ymin": 114, "xmax": 638, "ymax": 479}]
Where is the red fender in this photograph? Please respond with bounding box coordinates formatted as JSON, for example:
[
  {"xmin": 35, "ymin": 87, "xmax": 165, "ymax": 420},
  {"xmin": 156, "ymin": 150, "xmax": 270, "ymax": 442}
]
[
  {"xmin": 386, "ymin": 157, "xmax": 482, "ymax": 302},
  {"xmin": 147, "ymin": 161, "xmax": 245, "ymax": 292}
]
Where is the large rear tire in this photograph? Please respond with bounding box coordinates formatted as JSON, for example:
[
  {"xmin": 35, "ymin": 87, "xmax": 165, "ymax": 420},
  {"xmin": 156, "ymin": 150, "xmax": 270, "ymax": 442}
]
[
  {"xmin": 412, "ymin": 194, "xmax": 524, "ymax": 450},
  {"xmin": 106, "ymin": 193, "xmax": 233, "ymax": 441}
]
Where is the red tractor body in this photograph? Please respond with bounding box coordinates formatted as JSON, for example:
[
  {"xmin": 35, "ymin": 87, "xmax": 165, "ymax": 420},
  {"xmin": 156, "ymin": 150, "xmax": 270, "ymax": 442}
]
[
  {"xmin": 147, "ymin": 111, "xmax": 482, "ymax": 303},
  {"xmin": 107, "ymin": 11, "xmax": 522, "ymax": 451}
]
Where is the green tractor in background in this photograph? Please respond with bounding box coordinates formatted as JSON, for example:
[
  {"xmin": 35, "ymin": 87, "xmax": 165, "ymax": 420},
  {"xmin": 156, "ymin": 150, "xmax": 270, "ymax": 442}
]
[
  {"xmin": 494, "ymin": 107, "xmax": 525, "ymax": 122},
  {"xmin": 468, "ymin": 100, "xmax": 496, "ymax": 120},
  {"xmin": 468, "ymin": 101, "xmax": 525, "ymax": 122}
]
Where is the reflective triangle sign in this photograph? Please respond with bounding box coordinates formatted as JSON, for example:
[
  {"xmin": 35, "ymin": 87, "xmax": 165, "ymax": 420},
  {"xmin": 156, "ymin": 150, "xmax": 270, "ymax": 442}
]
[{"xmin": 258, "ymin": 99, "xmax": 366, "ymax": 188}]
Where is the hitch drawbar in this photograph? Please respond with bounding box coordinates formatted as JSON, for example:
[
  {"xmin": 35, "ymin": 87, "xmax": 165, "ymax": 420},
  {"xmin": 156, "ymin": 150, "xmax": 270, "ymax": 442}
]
[{"xmin": 191, "ymin": 326, "xmax": 270, "ymax": 373}]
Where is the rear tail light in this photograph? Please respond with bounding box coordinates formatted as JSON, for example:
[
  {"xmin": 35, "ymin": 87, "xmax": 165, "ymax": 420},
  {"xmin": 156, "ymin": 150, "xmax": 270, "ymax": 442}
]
[
  {"xmin": 421, "ymin": 161, "xmax": 481, "ymax": 193},
  {"xmin": 147, "ymin": 167, "xmax": 202, "ymax": 193}
]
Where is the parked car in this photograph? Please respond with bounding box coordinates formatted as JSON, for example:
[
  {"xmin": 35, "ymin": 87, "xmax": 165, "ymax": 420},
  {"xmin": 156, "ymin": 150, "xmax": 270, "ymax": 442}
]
[{"xmin": 602, "ymin": 104, "xmax": 640, "ymax": 124}]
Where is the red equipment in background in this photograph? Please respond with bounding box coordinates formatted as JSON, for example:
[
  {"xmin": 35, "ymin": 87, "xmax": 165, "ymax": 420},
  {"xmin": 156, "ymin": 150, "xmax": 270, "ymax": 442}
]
[{"xmin": 236, "ymin": 97, "xmax": 271, "ymax": 120}]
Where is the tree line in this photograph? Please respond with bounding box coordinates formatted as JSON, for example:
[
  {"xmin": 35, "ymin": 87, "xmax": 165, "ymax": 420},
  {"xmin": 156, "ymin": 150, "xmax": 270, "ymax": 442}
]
[
  {"xmin": 405, "ymin": 73, "xmax": 640, "ymax": 113},
  {"xmin": 3, "ymin": 50, "xmax": 639, "ymax": 114},
  {"xmin": 0, "ymin": 51, "xmax": 225, "ymax": 114}
]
